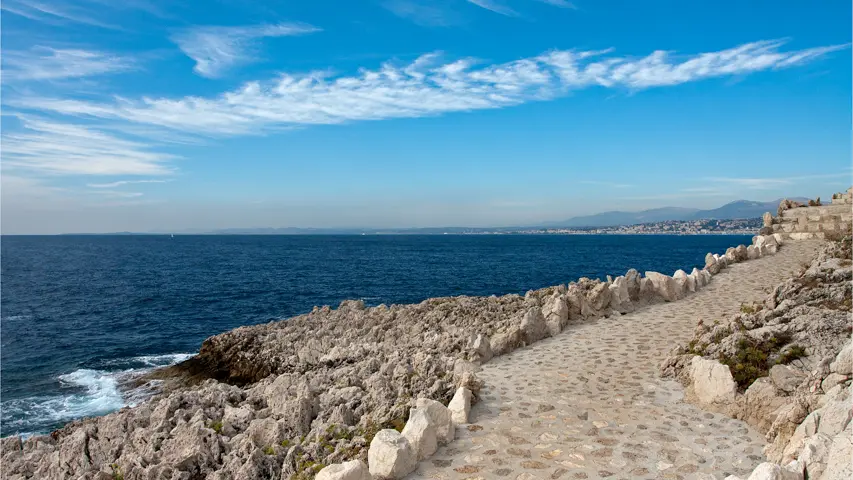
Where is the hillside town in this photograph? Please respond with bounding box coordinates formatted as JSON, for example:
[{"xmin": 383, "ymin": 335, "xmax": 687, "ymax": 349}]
[{"xmin": 482, "ymin": 217, "xmax": 763, "ymax": 235}]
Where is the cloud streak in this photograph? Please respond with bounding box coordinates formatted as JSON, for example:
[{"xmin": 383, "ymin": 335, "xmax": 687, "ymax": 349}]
[
  {"xmin": 2, "ymin": 116, "xmax": 176, "ymax": 176},
  {"xmin": 467, "ymin": 0, "xmax": 517, "ymax": 17},
  {"xmin": 10, "ymin": 39, "xmax": 847, "ymax": 137},
  {"xmin": 3, "ymin": 47, "xmax": 135, "ymax": 81},
  {"xmin": 171, "ymin": 22, "xmax": 321, "ymax": 78},
  {"xmin": 87, "ymin": 179, "xmax": 171, "ymax": 188},
  {"xmin": 1, "ymin": 0, "xmax": 120, "ymax": 29}
]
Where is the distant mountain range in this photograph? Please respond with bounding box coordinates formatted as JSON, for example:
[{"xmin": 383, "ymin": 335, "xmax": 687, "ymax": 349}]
[{"xmin": 553, "ymin": 198, "xmax": 809, "ymax": 228}]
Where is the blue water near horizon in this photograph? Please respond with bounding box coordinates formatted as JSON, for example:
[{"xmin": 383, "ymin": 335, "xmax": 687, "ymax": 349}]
[{"xmin": 0, "ymin": 234, "xmax": 752, "ymax": 436}]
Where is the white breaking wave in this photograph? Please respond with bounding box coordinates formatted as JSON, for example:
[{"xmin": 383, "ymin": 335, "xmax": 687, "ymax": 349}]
[{"xmin": 2, "ymin": 353, "xmax": 194, "ymax": 437}]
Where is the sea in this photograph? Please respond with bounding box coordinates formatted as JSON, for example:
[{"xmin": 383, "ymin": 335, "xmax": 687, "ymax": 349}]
[{"xmin": 0, "ymin": 233, "xmax": 752, "ymax": 437}]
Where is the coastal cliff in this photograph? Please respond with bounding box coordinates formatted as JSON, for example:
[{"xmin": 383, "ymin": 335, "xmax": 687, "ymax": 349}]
[{"xmin": 2, "ymin": 197, "xmax": 850, "ymax": 480}]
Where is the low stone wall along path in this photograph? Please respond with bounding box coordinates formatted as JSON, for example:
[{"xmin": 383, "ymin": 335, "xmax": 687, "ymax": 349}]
[{"xmin": 410, "ymin": 240, "xmax": 824, "ymax": 480}]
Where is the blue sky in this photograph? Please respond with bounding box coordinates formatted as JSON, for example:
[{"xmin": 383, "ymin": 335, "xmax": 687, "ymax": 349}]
[{"xmin": 1, "ymin": 0, "xmax": 851, "ymax": 233}]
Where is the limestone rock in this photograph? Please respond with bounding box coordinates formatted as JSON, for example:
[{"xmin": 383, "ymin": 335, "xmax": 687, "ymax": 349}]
[
  {"xmin": 763, "ymin": 212, "xmax": 773, "ymax": 227},
  {"xmin": 448, "ymin": 387, "xmax": 472, "ymax": 424},
  {"xmin": 689, "ymin": 356, "xmax": 737, "ymax": 405},
  {"xmin": 541, "ymin": 295, "xmax": 568, "ymax": 336},
  {"xmin": 414, "ymin": 398, "xmax": 453, "ymax": 445},
  {"xmin": 735, "ymin": 245, "xmax": 749, "ymax": 262},
  {"xmin": 796, "ymin": 433, "xmax": 832, "ymax": 480},
  {"xmin": 465, "ymin": 333, "xmax": 493, "ymax": 364},
  {"xmin": 823, "ymin": 424, "xmax": 853, "ymax": 480},
  {"xmin": 830, "ymin": 343, "xmax": 852, "ymax": 375},
  {"xmin": 673, "ymin": 269, "xmax": 695, "ymax": 293},
  {"xmin": 315, "ymin": 460, "xmax": 371, "ymax": 480},
  {"xmin": 401, "ymin": 408, "xmax": 437, "ymax": 460},
  {"xmin": 746, "ymin": 462, "xmax": 801, "ymax": 480},
  {"xmin": 367, "ymin": 430, "xmax": 417, "ymax": 479},
  {"xmin": 645, "ymin": 271, "xmax": 682, "ymax": 302},
  {"xmin": 520, "ymin": 307, "xmax": 547, "ymax": 343},
  {"xmin": 769, "ymin": 365, "xmax": 807, "ymax": 393},
  {"xmin": 490, "ymin": 326, "xmax": 524, "ymax": 356},
  {"xmin": 816, "ymin": 396, "xmax": 852, "ymax": 437}
]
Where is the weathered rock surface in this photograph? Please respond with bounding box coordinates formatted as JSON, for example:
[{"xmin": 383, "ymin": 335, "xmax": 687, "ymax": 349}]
[
  {"xmin": 367, "ymin": 430, "xmax": 416, "ymax": 479},
  {"xmin": 663, "ymin": 233, "xmax": 852, "ymax": 480},
  {"xmin": 315, "ymin": 460, "xmax": 371, "ymax": 480}
]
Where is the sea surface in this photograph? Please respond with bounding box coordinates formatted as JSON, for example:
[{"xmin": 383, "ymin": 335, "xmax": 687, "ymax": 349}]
[{"xmin": 0, "ymin": 234, "xmax": 752, "ymax": 437}]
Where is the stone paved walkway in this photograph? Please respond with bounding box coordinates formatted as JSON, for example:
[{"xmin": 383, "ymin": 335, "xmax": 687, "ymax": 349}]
[{"xmin": 409, "ymin": 240, "xmax": 823, "ymax": 480}]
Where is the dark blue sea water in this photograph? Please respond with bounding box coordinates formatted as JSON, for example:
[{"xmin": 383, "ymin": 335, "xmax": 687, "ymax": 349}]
[{"xmin": 0, "ymin": 234, "xmax": 751, "ymax": 436}]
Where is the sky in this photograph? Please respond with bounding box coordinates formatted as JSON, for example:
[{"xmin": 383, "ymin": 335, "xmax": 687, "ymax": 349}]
[{"xmin": 1, "ymin": 0, "xmax": 851, "ymax": 234}]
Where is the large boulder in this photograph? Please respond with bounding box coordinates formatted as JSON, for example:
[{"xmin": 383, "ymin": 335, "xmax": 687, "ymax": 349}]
[
  {"xmin": 624, "ymin": 269, "xmax": 641, "ymax": 301},
  {"xmin": 367, "ymin": 430, "xmax": 417, "ymax": 479},
  {"xmin": 465, "ymin": 334, "xmax": 493, "ymax": 364},
  {"xmin": 745, "ymin": 462, "xmax": 801, "ymax": 480},
  {"xmin": 673, "ymin": 269, "xmax": 695, "ymax": 293},
  {"xmin": 413, "ymin": 398, "xmax": 454, "ymax": 445},
  {"xmin": 705, "ymin": 253, "xmax": 721, "ymax": 275},
  {"xmin": 541, "ymin": 295, "xmax": 568, "ymax": 336},
  {"xmin": 796, "ymin": 433, "xmax": 832, "ymax": 480},
  {"xmin": 448, "ymin": 387, "xmax": 472, "ymax": 424},
  {"xmin": 490, "ymin": 326, "xmax": 524, "ymax": 356},
  {"xmin": 644, "ymin": 271, "xmax": 682, "ymax": 302},
  {"xmin": 315, "ymin": 460, "xmax": 371, "ymax": 480},
  {"xmin": 823, "ymin": 424, "xmax": 853, "ymax": 480},
  {"xmin": 401, "ymin": 408, "xmax": 437, "ymax": 460},
  {"xmin": 520, "ymin": 308, "xmax": 547, "ymax": 343},
  {"xmin": 689, "ymin": 356, "xmax": 737, "ymax": 405},
  {"xmin": 830, "ymin": 343, "xmax": 852, "ymax": 375},
  {"xmin": 608, "ymin": 276, "xmax": 633, "ymax": 313},
  {"xmin": 586, "ymin": 282, "xmax": 611, "ymax": 311}
]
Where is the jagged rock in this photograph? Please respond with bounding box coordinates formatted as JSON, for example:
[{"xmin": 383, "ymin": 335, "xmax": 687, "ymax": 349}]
[
  {"xmin": 745, "ymin": 462, "xmax": 802, "ymax": 480},
  {"xmin": 520, "ymin": 307, "xmax": 547, "ymax": 343},
  {"xmin": 689, "ymin": 356, "xmax": 737, "ymax": 405},
  {"xmin": 414, "ymin": 398, "xmax": 453, "ymax": 445},
  {"xmin": 448, "ymin": 387, "xmax": 472, "ymax": 424},
  {"xmin": 816, "ymin": 396, "xmax": 852, "ymax": 437},
  {"xmin": 490, "ymin": 326, "xmax": 524, "ymax": 356},
  {"xmin": 367, "ymin": 430, "xmax": 416, "ymax": 479},
  {"xmin": 769, "ymin": 365, "xmax": 807, "ymax": 393},
  {"xmin": 586, "ymin": 282, "xmax": 612, "ymax": 311},
  {"xmin": 608, "ymin": 276, "xmax": 633, "ymax": 313},
  {"xmin": 706, "ymin": 253, "xmax": 721, "ymax": 274},
  {"xmin": 830, "ymin": 343, "xmax": 852, "ymax": 375},
  {"xmin": 735, "ymin": 245, "xmax": 749, "ymax": 261},
  {"xmin": 823, "ymin": 423, "xmax": 853, "ymax": 480},
  {"xmin": 222, "ymin": 406, "xmax": 254, "ymax": 435},
  {"xmin": 401, "ymin": 408, "xmax": 437, "ymax": 460},
  {"xmin": 673, "ymin": 269, "xmax": 695, "ymax": 293},
  {"xmin": 541, "ymin": 295, "xmax": 568, "ymax": 336},
  {"xmin": 747, "ymin": 245, "xmax": 760, "ymax": 260},
  {"xmin": 625, "ymin": 269, "xmax": 641, "ymax": 301},
  {"xmin": 466, "ymin": 333, "xmax": 493, "ymax": 364},
  {"xmin": 315, "ymin": 460, "xmax": 371, "ymax": 480},
  {"xmin": 796, "ymin": 433, "xmax": 832, "ymax": 479},
  {"xmin": 645, "ymin": 271, "xmax": 682, "ymax": 302},
  {"xmin": 763, "ymin": 212, "xmax": 774, "ymax": 227}
]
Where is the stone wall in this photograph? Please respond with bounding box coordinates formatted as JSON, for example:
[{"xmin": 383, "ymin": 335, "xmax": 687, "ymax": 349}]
[{"xmin": 763, "ymin": 187, "xmax": 852, "ymax": 240}]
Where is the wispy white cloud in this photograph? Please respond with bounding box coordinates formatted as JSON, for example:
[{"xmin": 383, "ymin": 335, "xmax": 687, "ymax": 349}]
[
  {"xmin": 9, "ymin": 39, "xmax": 847, "ymax": 138},
  {"xmin": 171, "ymin": 22, "xmax": 321, "ymax": 78},
  {"xmin": 87, "ymin": 190, "xmax": 145, "ymax": 198},
  {"xmin": 383, "ymin": 0, "xmax": 461, "ymax": 27},
  {"xmin": 3, "ymin": 47, "xmax": 135, "ymax": 81},
  {"xmin": 1, "ymin": 0, "xmax": 121, "ymax": 29},
  {"xmin": 706, "ymin": 173, "xmax": 851, "ymax": 190},
  {"xmin": 467, "ymin": 0, "xmax": 517, "ymax": 16},
  {"xmin": 87, "ymin": 179, "xmax": 171, "ymax": 188},
  {"xmin": 1, "ymin": 116, "xmax": 176, "ymax": 176},
  {"xmin": 534, "ymin": 0, "xmax": 576, "ymax": 8}
]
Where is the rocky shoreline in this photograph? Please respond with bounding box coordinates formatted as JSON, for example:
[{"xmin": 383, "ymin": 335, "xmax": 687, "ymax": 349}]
[
  {"xmin": 1, "ymin": 206, "xmax": 847, "ymax": 480},
  {"xmin": 661, "ymin": 235, "xmax": 852, "ymax": 480}
]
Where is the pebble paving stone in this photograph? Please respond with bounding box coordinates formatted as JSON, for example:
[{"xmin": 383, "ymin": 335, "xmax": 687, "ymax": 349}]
[{"xmin": 408, "ymin": 239, "xmax": 823, "ymax": 480}]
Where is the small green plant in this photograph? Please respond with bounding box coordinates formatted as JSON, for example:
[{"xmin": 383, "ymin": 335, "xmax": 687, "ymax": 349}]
[
  {"xmin": 110, "ymin": 464, "xmax": 124, "ymax": 480},
  {"xmin": 263, "ymin": 445, "xmax": 275, "ymax": 455},
  {"xmin": 740, "ymin": 303, "xmax": 756, "ymax": 314},
  {"xmin": 280, "ymin": 439, "xmax": 291, "ymax": 448},
  {"xmin": 208, "ymin": 421, "xmax": 223, "ymax": 434},
  {"xmin": 778, "ymin": 345, "xmax": 807, "ymax": 364}
]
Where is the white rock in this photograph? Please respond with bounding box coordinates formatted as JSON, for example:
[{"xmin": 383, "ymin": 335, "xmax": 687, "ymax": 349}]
[
  {"xmin": 773, "ymin": 233, "xmax": 784, "ymax": 245},
  {"xmin": 746, "ymin": 462, "xmax": 801, "ymax": 480},
  {"xmin": 690, "ymin": 356, "xmax": 737, "ymax": 405},
  {"xmin": 673, "ymin": 269, "xmax": 695, "ymax": 293},
  {"xmin": 747, "ymin": 245, "xmax": 760, "ymax": 260},
  {"xmin": 367, "ymin": 429, "xmax": 417, "ymax": 479},
  {"xmin": 830, "ymin": 343, "xmax": 852, "ymax": 375},
  {"xmin": 466, "ymin": 334, "xmax": 493, "ymax": 364},
  {"xmin": 316, "ymin": 460, "xmax": 371, "ymax": 480},
  {"xmin": 783, "ymin": 410, "xmax": 821, "ymax": 463},
  {"xmin": 796, "ymin": 433, "xmax": 833, "ymax": 480},
  {"xmin": 645, "ymin": 271, "xmax": 682, "ymax": 302},
  {"xmin": 823, "ymin": 424, "xmax": 853, "ymax": 480},
  {"xmin": 401, "ymin": 408, "xmax": 437, "ymax": 460},
  {"xmin": 448, "ymin": 387, "xmax": 472, "ymax": 424},
  {"xmin": 520, "ymin": 307, "xmax": 547, "ymax": 343},
  {"xmin": 816, "ymin": 396, "xmax": 852, "ymax": 437},
  {"xmin": 414, "ymin": 398, "xmax": 454, "ymax": 445},
  {"xmin": 542, "ymin": 295, "xmax": 568, "ymax": 336},
  {"xmin": 608, "ymin": 276, "xmax": 633, "ymax": 313},
  {"xmin": 769, "ymin": 364, "xmax": 807, "ymax": 393}
]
